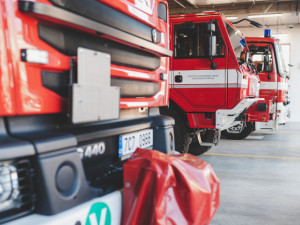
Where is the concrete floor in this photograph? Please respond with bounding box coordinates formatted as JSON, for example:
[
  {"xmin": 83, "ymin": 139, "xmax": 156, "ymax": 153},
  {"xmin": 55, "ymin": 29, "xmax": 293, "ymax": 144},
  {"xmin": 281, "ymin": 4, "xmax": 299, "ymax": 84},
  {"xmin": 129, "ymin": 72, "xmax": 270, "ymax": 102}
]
[{"xmin": 199, "ymin": 123, "xmax": 300, "ymax": 225}]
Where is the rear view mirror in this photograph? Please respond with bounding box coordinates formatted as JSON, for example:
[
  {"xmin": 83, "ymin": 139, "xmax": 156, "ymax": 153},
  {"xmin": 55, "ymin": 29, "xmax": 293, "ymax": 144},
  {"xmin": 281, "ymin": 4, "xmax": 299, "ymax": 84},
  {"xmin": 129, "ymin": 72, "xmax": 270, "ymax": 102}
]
[
  {"xmin": 208, "ymin": 22, "xmax": 217, "ymax": 58},
  {"xmin": 257, "ymin": 63, "xmax": 264, "ymax": 72},
  {"xmin": 208, "ymin": 23, "xmax": 215, "ymax": 32},
  {"xmin": 240, "ymin": 51, "xmax": 249, "ymax": 63},
  {"xmin": 208, "ymin": 36, "xmax": 216, "ymax": 57},
  {"xmin": 249, "ymin": 44, "xmax": 258, "ymax": 52},
  {"xmin": 264, "ymin": 55, "xmax": 270, "ymax": 71}
]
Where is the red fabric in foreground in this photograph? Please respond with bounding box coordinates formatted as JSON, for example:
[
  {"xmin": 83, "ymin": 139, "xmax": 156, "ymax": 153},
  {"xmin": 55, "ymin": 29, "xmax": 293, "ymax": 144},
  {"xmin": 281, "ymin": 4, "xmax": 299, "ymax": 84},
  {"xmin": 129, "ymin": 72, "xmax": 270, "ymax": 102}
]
[{"xmin": 122, "ymin": 148, "xmax": 220, "ymax": 225}]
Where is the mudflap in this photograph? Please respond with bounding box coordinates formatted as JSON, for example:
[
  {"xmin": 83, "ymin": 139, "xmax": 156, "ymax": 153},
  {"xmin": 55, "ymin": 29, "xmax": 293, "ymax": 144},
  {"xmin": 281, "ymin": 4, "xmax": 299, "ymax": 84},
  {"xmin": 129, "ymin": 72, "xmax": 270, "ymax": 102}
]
[{"xmin": 122, "ymin": 148, "xmax": 220, "ymax": 225}]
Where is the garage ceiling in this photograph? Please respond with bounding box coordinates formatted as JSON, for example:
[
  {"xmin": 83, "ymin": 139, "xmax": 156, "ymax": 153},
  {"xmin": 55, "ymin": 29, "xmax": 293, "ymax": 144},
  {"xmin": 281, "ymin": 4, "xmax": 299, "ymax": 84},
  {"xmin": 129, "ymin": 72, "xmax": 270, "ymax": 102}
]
[{"xmin": 167, "ymin": 0, "xmax": 300, "ymax": 26}]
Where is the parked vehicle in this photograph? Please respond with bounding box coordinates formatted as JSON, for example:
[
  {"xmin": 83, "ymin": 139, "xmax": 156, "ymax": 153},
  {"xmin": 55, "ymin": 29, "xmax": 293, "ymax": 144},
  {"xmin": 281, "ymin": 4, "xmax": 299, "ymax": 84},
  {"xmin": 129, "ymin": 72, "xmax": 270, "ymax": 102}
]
[
  {"xmin": 246, "ymin": 29, "xmax": 290, "ymax": 131},
  {"xmin": 1, "ymin": 0, "xmax": 174, "ymax": 223},
  {"xmin": 161, "ymin": 12, "xmax": 271, "ymax": 155}
]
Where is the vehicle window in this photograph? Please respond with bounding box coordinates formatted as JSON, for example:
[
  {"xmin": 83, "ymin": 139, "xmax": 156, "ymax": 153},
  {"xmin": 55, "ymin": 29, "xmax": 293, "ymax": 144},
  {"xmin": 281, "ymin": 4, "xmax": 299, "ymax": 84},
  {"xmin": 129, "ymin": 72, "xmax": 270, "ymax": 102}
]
[
  {"xmin": 174, "ymin": 22, "xmax": 224, "ymax": 58},
  {"xmin": 275, "ymin": 44, "xmax": 287, "ymax": 78},
  {"xmin": 250, "ymin": 46, "xmax": 273, "ymax": 72},
  {"xmin": 225, "ymin": 22, "xmax": 246, "ymax": 61}
]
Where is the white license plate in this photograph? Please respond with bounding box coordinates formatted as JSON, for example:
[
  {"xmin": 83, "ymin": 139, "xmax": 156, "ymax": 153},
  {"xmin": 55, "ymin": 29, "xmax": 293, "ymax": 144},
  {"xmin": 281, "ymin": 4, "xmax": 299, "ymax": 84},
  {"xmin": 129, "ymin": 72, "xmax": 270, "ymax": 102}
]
[{"xmin": 118, "ymin": 129, "xmax": 153, "ymax": 159}]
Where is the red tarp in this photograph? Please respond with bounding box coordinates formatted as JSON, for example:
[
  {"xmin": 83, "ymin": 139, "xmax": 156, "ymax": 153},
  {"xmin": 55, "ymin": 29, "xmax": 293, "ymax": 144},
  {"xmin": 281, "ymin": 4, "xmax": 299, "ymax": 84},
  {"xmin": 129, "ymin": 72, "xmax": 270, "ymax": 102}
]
[{"xmin": 122, "ymin": 148, "xmax": 220, "ymax": 225}]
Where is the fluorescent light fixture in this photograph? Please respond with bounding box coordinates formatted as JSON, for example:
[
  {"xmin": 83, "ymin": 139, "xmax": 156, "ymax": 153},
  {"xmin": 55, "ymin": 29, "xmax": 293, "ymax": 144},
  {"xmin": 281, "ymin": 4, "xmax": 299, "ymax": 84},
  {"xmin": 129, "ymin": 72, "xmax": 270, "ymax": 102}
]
[
  {"xmin": 174, "ymin": 0, "xmax": 186, "ymax": 8},
  {"xmin": 273, "ymin": 33, "xmax": 288, "ymax": 38},
  {"xmin": 226, "ymin": 17, "xmax": 238, "ymax": 20},
  {"xmin": 248, "ymin": 14, "xmax": 282, "ymax": 19},
  {"xmin": 260, "ymin": 33, "xmax": 288, "ymax": 40}
]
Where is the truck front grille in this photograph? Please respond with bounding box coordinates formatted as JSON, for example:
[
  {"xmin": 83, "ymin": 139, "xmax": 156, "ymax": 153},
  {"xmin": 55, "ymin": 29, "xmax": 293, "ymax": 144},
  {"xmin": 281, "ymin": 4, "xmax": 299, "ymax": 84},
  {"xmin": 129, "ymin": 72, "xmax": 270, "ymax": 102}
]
[
  {"xmin": 48, "ymin": 0, "xmax": 161, "ymax": 43},
  {"xmin": 38, "ymin": 24, "xmax": 160, "ymax": 71},
  {"xmin": 41, "ymin": 70, "xmax": 159, "ymax": 98}
]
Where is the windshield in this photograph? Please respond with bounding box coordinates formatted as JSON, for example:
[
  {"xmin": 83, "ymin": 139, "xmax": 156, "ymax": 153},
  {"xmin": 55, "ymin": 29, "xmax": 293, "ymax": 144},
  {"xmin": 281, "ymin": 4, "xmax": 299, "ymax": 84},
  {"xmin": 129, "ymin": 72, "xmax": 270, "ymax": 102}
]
[
  {"xmin": 225, "ymin": 22, "xmax": 246, "ymax": 61},
  {"xmin": 274, "ymin": 44, "xmax": 288, "ymax": 77},
  {"xmin": 250, "ymin": 45, "xmax": 273, "ymax": 72}
]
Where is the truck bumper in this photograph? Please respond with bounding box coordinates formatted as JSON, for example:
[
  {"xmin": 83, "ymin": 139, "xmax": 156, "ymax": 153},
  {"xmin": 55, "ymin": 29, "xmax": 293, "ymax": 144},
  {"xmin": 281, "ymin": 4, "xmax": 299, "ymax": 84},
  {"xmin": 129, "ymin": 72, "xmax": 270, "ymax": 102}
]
[
  {"xmin": 255, "ymin": 102, "xmax": 289, "ymax": 131},
  {"xmin": 1, "ymin": 113, "xmax": 174, "ymax": 223},
  {"xmin": 5, "ymin": 191, "xmax": 122, "ymax": 225},
  {"xmin": 216, "ymin": 98, "xmax": 262, "ymax": 130},
  {"xmin": 276, "ymin": 102, "xmax": 289, "ymax": 124}
]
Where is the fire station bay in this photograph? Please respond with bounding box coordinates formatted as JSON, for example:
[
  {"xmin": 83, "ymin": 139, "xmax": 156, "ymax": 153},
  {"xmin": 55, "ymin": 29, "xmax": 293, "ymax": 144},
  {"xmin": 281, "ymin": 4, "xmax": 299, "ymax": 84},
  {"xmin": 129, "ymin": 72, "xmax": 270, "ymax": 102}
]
[{"xmin": 1, "ymin": 0, "xmax": 299, "ymax": 225}]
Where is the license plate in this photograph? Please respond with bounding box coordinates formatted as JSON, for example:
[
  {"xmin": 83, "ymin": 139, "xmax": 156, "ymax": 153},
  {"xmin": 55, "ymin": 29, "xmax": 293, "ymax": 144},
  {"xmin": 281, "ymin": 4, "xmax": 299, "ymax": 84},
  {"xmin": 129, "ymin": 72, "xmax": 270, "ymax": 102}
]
[{"xmin": 118, "ymin": 129, "xmax": 153, "ymax": 159}]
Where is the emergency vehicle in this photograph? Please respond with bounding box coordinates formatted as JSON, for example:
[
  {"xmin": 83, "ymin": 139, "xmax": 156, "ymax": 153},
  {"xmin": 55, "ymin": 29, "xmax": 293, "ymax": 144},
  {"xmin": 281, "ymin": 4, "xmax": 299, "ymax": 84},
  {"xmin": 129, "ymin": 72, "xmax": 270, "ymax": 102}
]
[
  {"xmin": 0, "ymin": 0, "xmax": 174, "ymax": 224},
  {"xmin": 161, "ymin": 12, "xmax": 271, "ymax": 155},
  {"xmin": 246, "ymin": 29, "xmax": 290, "ymax": 131}
]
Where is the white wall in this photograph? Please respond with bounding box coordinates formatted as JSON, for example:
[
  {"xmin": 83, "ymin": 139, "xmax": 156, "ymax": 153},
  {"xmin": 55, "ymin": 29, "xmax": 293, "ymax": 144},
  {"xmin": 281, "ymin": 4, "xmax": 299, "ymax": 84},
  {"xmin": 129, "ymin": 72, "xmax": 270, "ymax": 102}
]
[{"xmin": 238, "ymin": 25, "xmax": 300, "ymax": 122}]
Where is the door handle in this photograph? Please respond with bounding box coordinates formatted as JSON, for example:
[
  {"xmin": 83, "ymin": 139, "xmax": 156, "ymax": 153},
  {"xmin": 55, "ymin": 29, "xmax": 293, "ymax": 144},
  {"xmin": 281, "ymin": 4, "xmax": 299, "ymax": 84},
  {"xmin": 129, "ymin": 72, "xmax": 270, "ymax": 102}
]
[{"xmin": 175, "ymin": 75, "xmax": 182, "ymax": 83}]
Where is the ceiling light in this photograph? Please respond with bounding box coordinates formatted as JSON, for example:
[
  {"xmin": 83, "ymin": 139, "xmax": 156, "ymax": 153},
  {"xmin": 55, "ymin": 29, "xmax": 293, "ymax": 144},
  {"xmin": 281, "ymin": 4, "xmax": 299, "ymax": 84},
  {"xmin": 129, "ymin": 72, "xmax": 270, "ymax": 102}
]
[
  {"xmin": 174, "ymin": 0, "xmax": 186, "ymax": 8},
  {"xmin": 226, "ymin": 17, "xmax": 238, "ymax": 20},
  {"xmin": 248, "ymin": 14, "xmax": 282, "ymax": 19},
  {"xmin": 273, "ymin": 33, "xmax": 288, "ymax": 37}
]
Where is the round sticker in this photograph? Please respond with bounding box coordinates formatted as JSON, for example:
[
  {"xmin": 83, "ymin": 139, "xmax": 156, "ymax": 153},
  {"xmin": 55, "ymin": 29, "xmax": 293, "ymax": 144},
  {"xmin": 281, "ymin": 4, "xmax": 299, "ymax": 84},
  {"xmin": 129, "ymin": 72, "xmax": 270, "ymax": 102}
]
[{"xmin": 85, "ymin": 202, "xmax": 111, "ymax": 225}]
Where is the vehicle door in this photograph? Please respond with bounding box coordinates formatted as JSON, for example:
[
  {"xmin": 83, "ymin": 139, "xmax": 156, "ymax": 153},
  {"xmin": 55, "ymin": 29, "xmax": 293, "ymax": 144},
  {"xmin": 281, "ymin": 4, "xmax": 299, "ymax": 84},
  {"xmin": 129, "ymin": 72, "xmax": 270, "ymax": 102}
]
[{"xmin": 170, "ymin": 18, "xmax": 227, "ymax": 110}]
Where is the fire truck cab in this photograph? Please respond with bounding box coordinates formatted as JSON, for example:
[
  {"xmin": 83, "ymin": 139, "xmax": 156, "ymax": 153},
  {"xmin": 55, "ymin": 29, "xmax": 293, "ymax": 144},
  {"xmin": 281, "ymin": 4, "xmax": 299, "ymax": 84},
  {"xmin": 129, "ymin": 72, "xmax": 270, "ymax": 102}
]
[
  {"xmin": 161, "ymin": 12, "xmax": 271, "ymax": 154},
  {"xmin": 0, "ymin": 0, "xmax": 174, "ymax": 223},
  {"xmin": 246, "ymin": 29, "xmax": 290, "ymax": 131}
]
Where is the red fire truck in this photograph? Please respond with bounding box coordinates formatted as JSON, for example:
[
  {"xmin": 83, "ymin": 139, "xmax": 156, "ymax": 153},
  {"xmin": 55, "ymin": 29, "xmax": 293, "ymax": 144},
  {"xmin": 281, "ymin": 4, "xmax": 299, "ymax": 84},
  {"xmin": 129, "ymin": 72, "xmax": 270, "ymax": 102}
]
[
  {"xmin": 246, "ymin": 29, "xmax": 290, "ymax": 131},
  {"xmin": 161, "ymin": 12, "xmax": 271, "ymax": 155},
  {"xmin": 1, "ymin": 0, "xmax": 174, "ymax": 224}
]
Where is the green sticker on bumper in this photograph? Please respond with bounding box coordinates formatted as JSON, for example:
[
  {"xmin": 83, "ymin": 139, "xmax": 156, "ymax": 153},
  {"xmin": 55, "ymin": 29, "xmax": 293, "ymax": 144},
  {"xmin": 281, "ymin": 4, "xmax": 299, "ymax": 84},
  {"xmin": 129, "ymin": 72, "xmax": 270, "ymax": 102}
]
[{"xmin": 86, "ymin": 202, "xmax": 111, "ymax": 225}]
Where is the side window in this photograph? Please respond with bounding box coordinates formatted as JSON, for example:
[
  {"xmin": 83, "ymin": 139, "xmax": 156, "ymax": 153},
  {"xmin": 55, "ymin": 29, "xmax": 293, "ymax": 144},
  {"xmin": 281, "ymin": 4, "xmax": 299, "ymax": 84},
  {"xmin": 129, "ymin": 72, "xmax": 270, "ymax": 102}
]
[
  {"xmin": 158, "ymin": 3, "xmax": 167, "ymax": 22},
  {"xmin": 225, "ymin": 22, "xmax": 246, "ymax": 62},
  {"xmin": 174, "ymin": 22, "xmax": 224, "ymax": 58},
  {"xmin": 250, "ymin": 46, "xmax": 273, "ymax": 72}
]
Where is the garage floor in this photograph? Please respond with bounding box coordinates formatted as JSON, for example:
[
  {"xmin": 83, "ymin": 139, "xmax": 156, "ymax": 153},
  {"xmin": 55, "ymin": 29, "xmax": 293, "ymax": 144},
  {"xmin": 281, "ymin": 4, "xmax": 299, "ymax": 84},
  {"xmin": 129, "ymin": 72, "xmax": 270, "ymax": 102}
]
[{"xmin": 199, "ymin": 122, "xmax": 300, "ymax": 225}]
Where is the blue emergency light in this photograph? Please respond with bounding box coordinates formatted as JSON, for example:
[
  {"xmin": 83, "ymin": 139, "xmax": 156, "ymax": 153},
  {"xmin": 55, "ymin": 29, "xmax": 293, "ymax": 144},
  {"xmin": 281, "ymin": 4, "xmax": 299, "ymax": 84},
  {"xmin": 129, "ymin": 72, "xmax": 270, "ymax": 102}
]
[{"xmin": 264, "ymin": 29, "xmax": 271, "ymax": 37}]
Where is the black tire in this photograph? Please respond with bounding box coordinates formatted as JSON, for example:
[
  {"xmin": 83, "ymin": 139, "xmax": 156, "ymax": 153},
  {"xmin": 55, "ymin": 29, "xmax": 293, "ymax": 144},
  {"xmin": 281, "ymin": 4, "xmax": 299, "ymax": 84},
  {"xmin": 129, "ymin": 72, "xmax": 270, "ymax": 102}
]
[
  {"xmin": 188, "ymin": 141, "xmax": 211, "ymax": 156},
  {"xmin": 188, "ymin": 129, "xmax": 216, "ymax": 155},
  {"xmin": 222, "ymin": 122, "xmax": 254, "ymax": 140}
]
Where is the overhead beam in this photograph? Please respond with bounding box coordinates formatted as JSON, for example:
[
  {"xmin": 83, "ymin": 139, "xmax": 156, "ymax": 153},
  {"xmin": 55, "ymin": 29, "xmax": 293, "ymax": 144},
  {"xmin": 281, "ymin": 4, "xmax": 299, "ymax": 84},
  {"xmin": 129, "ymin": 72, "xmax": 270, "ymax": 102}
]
[{"xmin": 168, "ymin": 1, "xmax": 298, "ymax": 16}]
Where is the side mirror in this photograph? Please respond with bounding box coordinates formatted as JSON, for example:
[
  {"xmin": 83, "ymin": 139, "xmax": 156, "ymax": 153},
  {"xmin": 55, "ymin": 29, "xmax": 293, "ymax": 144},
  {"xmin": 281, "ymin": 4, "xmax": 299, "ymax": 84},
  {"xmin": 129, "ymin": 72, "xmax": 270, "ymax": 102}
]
[
  {"xmin": 208, "ymin": 35, "xmax": 216, "ymax": 58},
  {"xmin": 264, "ymin": 55, "xmax": 270, "ymax": 71},
  {"xmin": 240, "ymin": 51, "xmax": 249, "ymax": 63},
  {"xmin": 208, "ymin": 22, "xmax": 217, "ymax": 58},
  {"xmin": 257, "ymin": 63, "xmax": 264, "ymax": 72}
]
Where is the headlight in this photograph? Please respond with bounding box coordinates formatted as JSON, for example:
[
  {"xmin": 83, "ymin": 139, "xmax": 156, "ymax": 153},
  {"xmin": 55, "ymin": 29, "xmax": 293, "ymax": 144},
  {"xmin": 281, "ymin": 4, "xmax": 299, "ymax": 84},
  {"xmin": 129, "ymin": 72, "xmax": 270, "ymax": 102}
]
[
  {"xmin": 0, "ymin": 162, "xmax": 20, "ymax": 212},
  {"xmin": 0, "ymin": 159, "xmax": 35, "ymax": 224}
]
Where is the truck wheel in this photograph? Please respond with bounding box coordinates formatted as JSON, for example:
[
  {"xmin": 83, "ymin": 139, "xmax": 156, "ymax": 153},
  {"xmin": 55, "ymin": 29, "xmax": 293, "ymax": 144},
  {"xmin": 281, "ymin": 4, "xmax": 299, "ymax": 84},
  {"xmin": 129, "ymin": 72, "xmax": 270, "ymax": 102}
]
[
  {"xmin": 222, "ymin": 122, "xmax": 254, "ymax": 140},
  {"xmin": 188, "ymin": 129, "xmax": 216, "ymax": 156},
  {"xmin": 173, "ymin": 115, "xmax": 191, "ymax": 153},
  {"xmin": 188, "ymin": 141, "xmax": 211, "ymax": 156}
]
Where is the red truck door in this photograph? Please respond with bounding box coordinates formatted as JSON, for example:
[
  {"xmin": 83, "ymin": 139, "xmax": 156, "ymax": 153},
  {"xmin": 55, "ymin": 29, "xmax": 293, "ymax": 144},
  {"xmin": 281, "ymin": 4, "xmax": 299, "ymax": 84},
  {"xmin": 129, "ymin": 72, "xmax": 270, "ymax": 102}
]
[{"xmin": 170, "ymin": 19, "xmax": 228, "ymax": 109}]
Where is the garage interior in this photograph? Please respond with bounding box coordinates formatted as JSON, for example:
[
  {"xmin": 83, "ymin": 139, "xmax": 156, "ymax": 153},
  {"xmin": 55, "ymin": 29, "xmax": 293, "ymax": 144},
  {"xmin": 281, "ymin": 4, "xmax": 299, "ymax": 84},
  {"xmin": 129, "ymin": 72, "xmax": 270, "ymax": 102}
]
[
  {"xmin": 167, "ymin": 0, "xmax": 300, "ymax": 121},
  {"xmin": 2, "ymin": 0, "xmax": 300, "ymax": 224},
  {"xmin": 167, "ymin": 0, "xmax": 300, "ymax": 224}
]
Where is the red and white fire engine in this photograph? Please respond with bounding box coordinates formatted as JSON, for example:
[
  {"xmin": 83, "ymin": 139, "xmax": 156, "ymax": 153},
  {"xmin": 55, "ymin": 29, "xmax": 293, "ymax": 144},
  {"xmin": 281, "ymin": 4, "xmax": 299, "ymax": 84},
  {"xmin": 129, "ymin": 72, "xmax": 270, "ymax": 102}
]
[
  {"xmin": 246, "ymin": 29, "xmax": 290, "ymax": 131},
  {"xmin": 161, "ymin": 12, "xmax": 271, "ymax": 155},
  {"xmin": 1, "ymin": 0, "xmax": 175, "ymax": 224}
]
